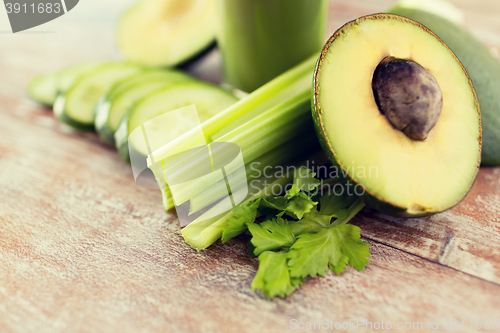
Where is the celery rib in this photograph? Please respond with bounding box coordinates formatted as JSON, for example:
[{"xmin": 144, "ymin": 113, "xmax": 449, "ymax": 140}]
[{"xmin": 148, "ymin": 53, "xmax": 321, "ymax": 228}]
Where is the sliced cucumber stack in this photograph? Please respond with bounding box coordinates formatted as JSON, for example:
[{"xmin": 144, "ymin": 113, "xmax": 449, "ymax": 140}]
[
  {"xmin": 27, "ymin": 61, "xmax": 105, "ymax": 106},
  {"xmin": 117, "ymin": 0, "xmax": 217, "ymax": 67},
  {"xmin": 95, "ymin": 69, "xmax": 193, "ymax": 146},
  {"xmin": 115, "ymin": 81, "xmax": 238, "ymax": 162},
  {"xmin": 54, "ymin": 63, "xmax": 144, "ymax": 130}
]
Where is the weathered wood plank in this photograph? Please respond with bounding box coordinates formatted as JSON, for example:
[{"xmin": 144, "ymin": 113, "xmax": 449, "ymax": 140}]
[
  {"xmin": 353, "ymin": 167, "xmax": 500, "ymax": 285},
  {"xmin": 1, "ymin": 0, "xmax": 500, "ymax": 332}
]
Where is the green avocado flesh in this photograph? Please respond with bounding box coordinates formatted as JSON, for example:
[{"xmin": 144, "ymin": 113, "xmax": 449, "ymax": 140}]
[
  {"xmin": 312, "ymin": 14, "xmax": 481, "ymax": 217},
  {"xmin": 118, "ymin": 0, "xmax": 216, "ymax": 67},
  {"xmin": 389, "ymin": 6, "xmax": 500, "ymax": 165}
]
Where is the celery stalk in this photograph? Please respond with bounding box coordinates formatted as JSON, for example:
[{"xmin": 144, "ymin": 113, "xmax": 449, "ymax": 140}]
[
  {"xmin": 148, "ymin": 53, "xmax": 318, "ymax": 164},
  {"xmin": 182, "ymin": 152, "xmax": 328, "ymax": 250},
  {"xmin": 181, "ymin": 169, "xmax": 294, "ymax": 250},
  {"xmin": 188, "ymin": 132, "xmax": 321, "ymax": 214},
  {"xmin": 149, "ymin": 54, "xmax": 319, "ymax": 214}
]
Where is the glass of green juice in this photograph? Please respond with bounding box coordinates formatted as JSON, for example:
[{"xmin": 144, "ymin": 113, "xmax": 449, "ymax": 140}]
[{"xmin": 216, "ymin": 0, "xmax": 329, "ymax": 93}]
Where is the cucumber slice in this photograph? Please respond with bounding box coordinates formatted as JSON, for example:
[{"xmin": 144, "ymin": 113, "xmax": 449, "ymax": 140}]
[
  {"xmin": 54, "ymin": 63, "xmax": 143, "ymax": 130},
  {"xmin": 95, "ymin": 70, "xmax": 193, "ymax": 145},
  {"xmin": 117, "ymin": 0, "xmax": 217, "ymax": 67},
  {"xmin": 27, "ymin": 73, "xmax": 58, "ymax": 106},
  {"xmin": 115, "ymin": 81, "xmax": 238, "ymax": 162},
  {"xmin": 27, "ymin": 61, "xmax": 105, "ymax": 106},
  {"xmin": 57, "ymin": 61, "xmax": 107, "ymax": 95}
]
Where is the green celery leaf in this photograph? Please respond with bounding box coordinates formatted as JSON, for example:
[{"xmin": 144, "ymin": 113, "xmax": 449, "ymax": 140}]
[
  {"xmin": 329, "ymin": 254, "xmax": 349, "ymax": 275},
  {"xmin": 287, "ymin": 228, "xmax": 341, "ymax": 278},
  {"xmin": 337, "ymin": 224, "xmax": 371, "ymax": 271},
  {"xmin": 252, "ymin": 251, "xmax": 303, "ymax": 298},
  {"xmin": 287, "ymin": 224, "xmax": 370, "ymax": 278},
  {"xmin": 248, "ymin": 241, "xmax": 257, "ymax": 258},
  {"xmin": 286, "ymin": 168, "xmax": 321, "ymax": 198},
  {"xmin": 319, "ymin": 192, "xmax": 358, "ymax": 218},
  {"xmin": 331, "ymin": 198, "xmax": 366, "ymax": 227},
  {"xmin": 221, "ymin": 199, "xmax": 261, "ymax": 243},
  {"xmin": 285, "ymin": 192, "xmax": 317, "ymax": 219},
  {"xmin": 248, "ymin": 217, "xmax": 296, "ymax": 256},
  {"xmin": 289, "ymin": 209, "xmax": 332, "ymax": 236},
  {"xmin": 260, "ymin": 196, "xmax": 289, "ymax": 216}
]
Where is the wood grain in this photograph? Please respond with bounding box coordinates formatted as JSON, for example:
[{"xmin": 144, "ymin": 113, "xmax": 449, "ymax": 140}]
[
  {"xmin": 353, "ymin": 167, "xmax": 500, "ymax": 285},
  {"xmin": 1, "ymin": 0, "xmax": 500, "ymax": 332}
]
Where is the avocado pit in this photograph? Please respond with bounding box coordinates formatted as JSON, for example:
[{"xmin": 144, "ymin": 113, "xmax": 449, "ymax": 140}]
[{"xmin": 372, "ymin": 57, "xmax": 443, "ymax": 141}]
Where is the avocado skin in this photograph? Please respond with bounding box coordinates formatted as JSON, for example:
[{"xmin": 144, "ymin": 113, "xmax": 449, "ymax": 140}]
[
  {"xmin": 389, "ymin": 7, "xmax": 500, "ymax": 165},
  {"xmin": 176, "ymin": 41, "xmax": 217, "ymax": 69}
]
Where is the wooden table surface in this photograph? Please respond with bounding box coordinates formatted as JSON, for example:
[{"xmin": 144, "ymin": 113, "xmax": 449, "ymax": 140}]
[{"xmin": 1, "ymin": 1, "xmax": 500, "ymax": 332}]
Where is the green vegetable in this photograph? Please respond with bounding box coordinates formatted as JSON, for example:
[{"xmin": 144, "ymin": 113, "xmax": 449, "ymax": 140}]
[
  {"xmin": 287, "ymin": 221, "xmax": 369, "ymax": 278},
  {"xmin": 181, "ymin": 171, "xmax": 299, "ymax": 250},
  {"xmin": 251, "ymin": 251, "xmax": 303, "ymax": 298},
  {"xmin": 115, "ymin": 80, "xmax": 239, "ymax": 162},
  {"xmin": 148, "ymin": 54, "xmax": 321, "ymax": 216},
  {"xmin": 118, "ymin": 0, "xmax": 217, "ymax": 67},
  {"xmin": 223, "ymin": 169, "xmax": 370, "ymax": 298},
  {"xmin": 54, "ymin": 63, "xmax": 144, "ymax": 130},
  {"xmin": 95, "ymin": 69, "xmax": 193, "ymax": 146},
  {"xmin": 290, "ymin": 210, "xmax": 334, "ymax": 236},
  {"xmin": 388, "ymin": 5, "xmax": 500, "ymax": 165},
  {"xmin": 312, "ymin": 14, "xmax": 481, "ymax": 218},
  {"xmin": 286, "ymin": 168, "xmax": 321, "ymax": 197},
  {"xmin": 139, "ymin": 54, "xmax": 370, "ymax": 298},
  {"xmin": 221, "ymin": 198, "xmax": 261, "ymax": 243},
  {"xmin": 27, "ymin": 61, "xmax": 106, "ymax": 106},
  {"xmin": 248, "ymin": 217, "xmax": 296, "ymax": 256},
  {"xmin": 27, "ymin": 73, "xmax": 58, "ymax": 106}
]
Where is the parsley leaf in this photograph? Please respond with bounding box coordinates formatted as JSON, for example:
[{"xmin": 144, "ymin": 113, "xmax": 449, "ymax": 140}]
[
  {"xmin": 248, "ymin": 217, "xmax": 296, "ymax": 256},
  {"xmin": 287, "ymin": 224, "xmax": 370, "ymax": 279},
  {"xmin": 221, "ymin": 199, "xmax": 261, "ymax": 243},
  {"xmin": 252, "ymin": 251, "xmax": 303, "ymax": 298}
]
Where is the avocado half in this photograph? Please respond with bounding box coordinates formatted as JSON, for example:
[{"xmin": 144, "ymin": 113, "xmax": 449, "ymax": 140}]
[
  {"xmin": 312, "ymin": 14, "xmax": 481, "ymax": 218},
  {"xmin": 118, "ymin": 0, "xmax": 216, "ymax": 67}
]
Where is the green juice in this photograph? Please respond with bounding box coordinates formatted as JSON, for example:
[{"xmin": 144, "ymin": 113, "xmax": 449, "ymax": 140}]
[{"xmin": 216, "ymin": 0, "xmax": 328, "ymax": 92}]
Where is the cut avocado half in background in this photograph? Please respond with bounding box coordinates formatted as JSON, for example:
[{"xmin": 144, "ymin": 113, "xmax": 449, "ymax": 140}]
[
  {"xmin": 312, "ymin": 14, "xmax": 481, "ymax": 217},
  {"xmin": 117, "ymin": 0, "xmax": 216, "ymax": 67},
  {"xmin": 388, "ymin": 5, "xmax": 500, "ymax": 165}
]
